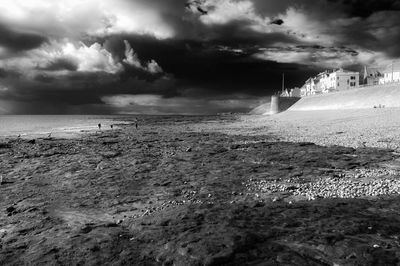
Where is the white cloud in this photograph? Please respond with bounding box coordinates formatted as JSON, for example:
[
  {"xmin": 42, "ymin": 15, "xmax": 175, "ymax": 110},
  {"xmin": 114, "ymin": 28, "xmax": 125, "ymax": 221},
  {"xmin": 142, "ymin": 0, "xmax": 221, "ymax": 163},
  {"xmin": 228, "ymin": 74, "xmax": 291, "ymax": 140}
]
[
  {"xmin": 0, "ymin": 40, "xmax": 123, "ymax": 75},
  {"xmin": 254, "ymin": 46, "xmax": 392, "ymax": 69},
  {"xmin": 0, "ymin": 39, "xmax": 164, "ymax": 76},
  {"xmin": 0, "ymin": 0, "xmax": 174, "ymax": 40},
  {"xmin": 123, "ymin": 40, "xmax": 142, "ymax": 69},
  {"xmin": 123, "ymin": 40, "xmax": 163, "ymax": 74},
  {"xmin": 63, "ymin": 42, "xmax": 122, "ymax": 73},
  {"xmin": 195, "ymin": 0, "xmax": 256, "ymax": 25},
  {"xmin": 188, "ymin": 1, "xmax": 365, "ymax": 49},
  {"xmin": 146, "ymin": 60, "xmax": 163, "ymax": 74},
  {"xmin": 189, "ymin": 0, "xmax": 279, "ymax": 33}
]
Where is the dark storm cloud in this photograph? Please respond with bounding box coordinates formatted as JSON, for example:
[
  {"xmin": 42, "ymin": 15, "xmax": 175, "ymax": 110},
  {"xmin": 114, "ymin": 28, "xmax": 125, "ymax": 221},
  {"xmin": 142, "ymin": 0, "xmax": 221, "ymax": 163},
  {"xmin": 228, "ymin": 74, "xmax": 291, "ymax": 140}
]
[
  {"xmin": 101, "ymin": 32, "xmax": 311, "ymax": 97},
  {"xmin": 34, "ymin": 74, "xmax": 56, "ymax": 83},
  {"xmin": 4, "ymin": 69, "xmax": 177, "ymax": 110},
  {"xmin": 0, "ymin": 24, "xmax": 46, "ymax": 53},
  {"xmin": 328, "ymin": 0, "xmax": 400, "ymax": 17},
  {"xmin": 0, "ymin": 68, "xmax": 8, "ymax": 78}
]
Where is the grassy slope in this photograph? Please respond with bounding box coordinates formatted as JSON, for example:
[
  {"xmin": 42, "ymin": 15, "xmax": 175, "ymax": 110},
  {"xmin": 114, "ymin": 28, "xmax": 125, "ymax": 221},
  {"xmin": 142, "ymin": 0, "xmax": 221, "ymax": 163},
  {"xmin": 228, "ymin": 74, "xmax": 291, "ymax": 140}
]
[{"xmin": 290, "ymin": 83, "xmax": 400, "ymax": 111}]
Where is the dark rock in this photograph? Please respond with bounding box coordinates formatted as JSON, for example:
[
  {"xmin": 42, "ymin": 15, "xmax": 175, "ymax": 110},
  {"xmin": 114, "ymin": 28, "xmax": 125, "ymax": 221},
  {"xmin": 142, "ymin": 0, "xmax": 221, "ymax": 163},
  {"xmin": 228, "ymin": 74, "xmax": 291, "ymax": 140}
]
[
  {"xmin": 6, "ymin": 206, "xmax": 16, "ymax": 215},
  {"xmin": 298, "ymin": 142, "xmax": 315, "ymax": 147},
  {"xmin": 80, "ymin": 225, "xmax": 93, "ymax": 234},
  {"xmin": 0, "ymin": 142, "xmax": 11, "ymax": 149},
  {"xmin": 285, "ymin": 186, "xmax": 298, "ymax": 191},
  {"xmin": 102, "ymin": 140, "xmax": 119, "ymax": 145},
  {"xmin": 251, "ymin": 201, "xmax": 265, "ymax": 208},
  {"xmin": 161, "ymin": 181, "xmax": 172, "ymax": 187},
  {"xmin": 158, "ymin": 219, "xmax": 171, "ymax": 226},
  {"xmin": 100, "ymin": 151, "xmax": 121, "ymax": 158},
  {"xmin": 229, "ymin": 144, "xmax": 240, "ymax": 150}
]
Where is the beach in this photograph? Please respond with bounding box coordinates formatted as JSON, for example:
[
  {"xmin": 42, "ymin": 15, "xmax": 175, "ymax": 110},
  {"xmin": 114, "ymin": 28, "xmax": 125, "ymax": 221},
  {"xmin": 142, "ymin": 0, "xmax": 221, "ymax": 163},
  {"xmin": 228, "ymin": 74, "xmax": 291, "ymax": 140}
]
[{"xmin": 1, "ymin": 111, "xmax": 400, "ymax": 265}]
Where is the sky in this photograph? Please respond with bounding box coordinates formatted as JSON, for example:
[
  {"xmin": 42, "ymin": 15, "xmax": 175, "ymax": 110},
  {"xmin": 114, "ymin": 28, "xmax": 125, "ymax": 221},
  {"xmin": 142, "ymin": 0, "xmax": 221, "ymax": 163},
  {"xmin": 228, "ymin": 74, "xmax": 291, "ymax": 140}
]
[{"xmin": 0, "ymin": 0, "xmax": 399, "ymax": 114}]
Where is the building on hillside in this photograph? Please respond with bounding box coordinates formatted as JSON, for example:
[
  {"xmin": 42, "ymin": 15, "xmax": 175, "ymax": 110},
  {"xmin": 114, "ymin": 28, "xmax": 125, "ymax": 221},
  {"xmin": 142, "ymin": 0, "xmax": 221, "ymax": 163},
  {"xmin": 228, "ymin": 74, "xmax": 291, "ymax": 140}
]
[
  {"xmin": 379, "ymin": 61, "xmax": 400, "ymax": 84},
  {"xmin": 362, "ymin": 66, "xmax": 382, "ymax": 86},
  {"xmin": 281, "ymin": 87, "xmax": 301, "ymax": 97},
  {"xmin": 300, "ymin": 78, "xmax": 313, "ymax": 96},
  {"xmin": 324, "ymin": 69, "xmax": 359, "ymax": 91},
  {"xmin": 290, "ymin": 87, "xmax": 301, "ymax": 97},
  {"xmin": 300, "ymin": 69, "xmax": 359, "ymax": 97},
  {"xmin": 300, "ymin": 77, "xmax": 322, "ymax": 96}
]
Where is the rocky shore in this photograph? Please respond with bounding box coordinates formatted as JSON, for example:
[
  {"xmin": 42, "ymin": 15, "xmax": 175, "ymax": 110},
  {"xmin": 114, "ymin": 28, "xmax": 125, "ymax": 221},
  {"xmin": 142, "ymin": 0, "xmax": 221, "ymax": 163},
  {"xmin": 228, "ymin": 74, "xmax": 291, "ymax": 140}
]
[{"xmin": 1, "ymin": 114, "xmax": 400, "ymax": 265}]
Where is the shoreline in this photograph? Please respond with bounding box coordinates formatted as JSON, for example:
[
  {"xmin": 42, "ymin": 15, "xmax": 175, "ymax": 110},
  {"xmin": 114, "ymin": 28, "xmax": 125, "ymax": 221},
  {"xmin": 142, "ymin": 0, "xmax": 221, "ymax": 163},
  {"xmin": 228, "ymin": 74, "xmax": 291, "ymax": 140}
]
[
  {"xmin": 1, "ymin": 113, "xmax": 400, "ymax": 265},
  {"xmin": 0, "ymin": 116, "xmax": 135, "ymax": 140}
]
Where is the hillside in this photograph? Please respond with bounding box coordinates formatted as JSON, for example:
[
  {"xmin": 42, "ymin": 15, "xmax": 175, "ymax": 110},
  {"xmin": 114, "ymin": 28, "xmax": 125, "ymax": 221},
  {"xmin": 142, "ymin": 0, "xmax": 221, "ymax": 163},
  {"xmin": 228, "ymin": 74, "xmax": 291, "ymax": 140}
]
[{"xmin": 289, "ymin": 83, "xmax": 400, "ymax": 111}]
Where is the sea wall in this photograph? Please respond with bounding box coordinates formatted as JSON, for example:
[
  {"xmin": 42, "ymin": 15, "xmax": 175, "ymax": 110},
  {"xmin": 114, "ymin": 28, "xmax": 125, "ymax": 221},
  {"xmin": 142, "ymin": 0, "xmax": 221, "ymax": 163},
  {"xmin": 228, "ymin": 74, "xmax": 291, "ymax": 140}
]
[
  {"xmin": 278, "ymin": 97, "xmax": 301, "ymax": 113},
  {"xmin": 250, "ymin": 97, "xmax": 300, "ymax": 115},
  {"xmin": 290, "ymin": 83, "xmax": 400, "ymax": 111}
]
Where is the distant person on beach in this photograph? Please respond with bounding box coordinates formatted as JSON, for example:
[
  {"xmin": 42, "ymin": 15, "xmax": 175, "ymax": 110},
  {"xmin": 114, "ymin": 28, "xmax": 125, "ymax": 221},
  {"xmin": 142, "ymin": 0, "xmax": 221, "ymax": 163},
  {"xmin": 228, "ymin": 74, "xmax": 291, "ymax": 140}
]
[
  {"xmin": 111, "ymin": 124, "xmax": 113, "ymax": 129},
  {"xmin": 98, "ymin": 123, "xmax": 102, "ymax": 130}
]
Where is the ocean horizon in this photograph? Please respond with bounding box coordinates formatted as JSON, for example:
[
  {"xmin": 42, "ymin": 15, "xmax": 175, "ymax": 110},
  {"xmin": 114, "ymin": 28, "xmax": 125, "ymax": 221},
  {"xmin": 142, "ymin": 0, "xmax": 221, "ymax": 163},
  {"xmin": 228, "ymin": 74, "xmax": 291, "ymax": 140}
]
[{"xmin": 0, "ymin": 115, "xmax": 133, "ymax": 138}]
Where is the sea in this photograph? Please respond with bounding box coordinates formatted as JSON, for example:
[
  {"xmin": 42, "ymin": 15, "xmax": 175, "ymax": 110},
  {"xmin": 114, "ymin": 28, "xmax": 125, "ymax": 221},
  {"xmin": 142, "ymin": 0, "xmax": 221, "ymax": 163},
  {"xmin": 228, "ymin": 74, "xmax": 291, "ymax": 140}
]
[{"xmin": 0, "ymin": 115, "xmax": 133, "ymax": 138}]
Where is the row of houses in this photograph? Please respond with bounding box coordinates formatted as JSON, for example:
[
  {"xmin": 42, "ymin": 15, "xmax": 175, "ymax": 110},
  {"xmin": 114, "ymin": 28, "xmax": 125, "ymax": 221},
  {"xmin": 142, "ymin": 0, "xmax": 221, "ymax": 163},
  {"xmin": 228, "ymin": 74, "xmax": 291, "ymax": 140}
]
[
  {"xmin": 300, "ymin": 69, "xmax": 360, "ymax": 97},
  {"xmin": 287, "ymin": 61, "xmax": 400, "ymax": 97},
  {"xmin": 379, "ymin": 61, "xmax": 400, "ymax": 84}
]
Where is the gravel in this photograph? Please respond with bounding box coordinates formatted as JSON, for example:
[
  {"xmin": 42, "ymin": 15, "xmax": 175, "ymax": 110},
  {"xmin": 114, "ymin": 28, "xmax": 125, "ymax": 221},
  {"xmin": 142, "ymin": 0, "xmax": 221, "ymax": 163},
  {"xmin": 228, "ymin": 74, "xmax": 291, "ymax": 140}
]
[{"xmin": 246, "ymin": 167, "xmax": 400, "ymax": 201}]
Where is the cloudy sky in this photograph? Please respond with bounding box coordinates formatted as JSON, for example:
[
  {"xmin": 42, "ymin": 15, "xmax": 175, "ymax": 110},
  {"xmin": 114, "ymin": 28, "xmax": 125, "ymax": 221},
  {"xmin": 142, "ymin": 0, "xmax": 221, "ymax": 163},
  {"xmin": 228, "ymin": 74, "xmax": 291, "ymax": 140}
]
[{"xmin": 0, "ymin": 0, "xmax": 399, "ymax": 114}]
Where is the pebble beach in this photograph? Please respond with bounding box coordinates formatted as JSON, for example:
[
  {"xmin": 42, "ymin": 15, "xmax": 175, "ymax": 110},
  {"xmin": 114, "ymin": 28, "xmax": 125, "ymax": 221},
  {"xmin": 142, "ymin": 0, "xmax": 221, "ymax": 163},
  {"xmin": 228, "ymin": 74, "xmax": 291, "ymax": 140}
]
[{"xmin": 1, "ymin": 111, "xmax": 400, "ymax": 265}]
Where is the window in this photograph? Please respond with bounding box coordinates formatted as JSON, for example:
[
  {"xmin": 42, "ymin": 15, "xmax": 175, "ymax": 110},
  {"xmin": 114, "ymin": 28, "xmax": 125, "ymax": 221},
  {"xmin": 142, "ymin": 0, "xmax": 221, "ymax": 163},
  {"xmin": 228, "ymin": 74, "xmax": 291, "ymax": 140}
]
[
  {"xmin": 350, "ymin": 82, "xmax": 356, "ymax": 87},
  {"xmin": 351, "ymin": 76, "xmax": 355, "ymax": 80}
]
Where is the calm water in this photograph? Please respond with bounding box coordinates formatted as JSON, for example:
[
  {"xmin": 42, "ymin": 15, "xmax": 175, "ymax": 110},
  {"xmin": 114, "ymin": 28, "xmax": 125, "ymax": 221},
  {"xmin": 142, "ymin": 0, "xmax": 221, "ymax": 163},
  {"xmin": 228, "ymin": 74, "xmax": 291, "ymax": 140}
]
[{"xmin": 0, "ymin": 115, "xmax": 132, "ymax": 138}]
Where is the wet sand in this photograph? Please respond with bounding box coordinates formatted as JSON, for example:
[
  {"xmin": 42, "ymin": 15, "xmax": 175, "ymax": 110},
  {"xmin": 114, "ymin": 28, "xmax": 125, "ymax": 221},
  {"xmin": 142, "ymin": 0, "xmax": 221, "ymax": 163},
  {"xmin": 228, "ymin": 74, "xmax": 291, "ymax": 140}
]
[{"xmin": 1, "ymin": 113, "xmax": 400, "ymax": 265}]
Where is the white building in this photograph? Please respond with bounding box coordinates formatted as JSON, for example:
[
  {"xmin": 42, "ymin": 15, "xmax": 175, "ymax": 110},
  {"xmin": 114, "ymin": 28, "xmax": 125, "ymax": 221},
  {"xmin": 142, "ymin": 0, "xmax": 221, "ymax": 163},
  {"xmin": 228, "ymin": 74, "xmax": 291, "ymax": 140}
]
[
  {"xmin": 324, "ymin": 69, "xmax": 359, "ymax": 91},
  {"xmin": 379, "ymin": 62, "xmax": 400, "ymax": 84},
  {"xmin": 363, "ymin": 66, "xmax": 382, "ymax": 86},
  {"xmin": 301, "ymin": 69, "xmax": 359, "ymax": 96},
  {"xmin": 300, "ymin": 77, "xmax": 318, "ymax": 96}
]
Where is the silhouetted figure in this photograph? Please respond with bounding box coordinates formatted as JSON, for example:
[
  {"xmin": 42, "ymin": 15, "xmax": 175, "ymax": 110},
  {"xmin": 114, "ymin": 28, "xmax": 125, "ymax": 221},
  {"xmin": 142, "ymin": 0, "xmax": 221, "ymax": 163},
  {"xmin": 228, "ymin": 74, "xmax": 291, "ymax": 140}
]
[
  {"xmin": 110, "ymin": 124, "xmax": 113, "ymax": 129},
  {"xmin": 135, "ymin": 120, "xmax": 138, "ymax": 129},
  {"xmin": 98, "ymin": 123, "xmax": 102, "ymax": 130}
]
